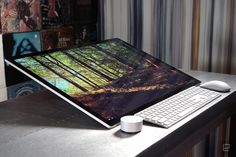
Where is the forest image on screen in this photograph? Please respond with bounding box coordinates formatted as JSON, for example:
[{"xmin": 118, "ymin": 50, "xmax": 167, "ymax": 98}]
[{"xmin": 15, "ymin": 40, "xmax": 192, "ymax": 120}]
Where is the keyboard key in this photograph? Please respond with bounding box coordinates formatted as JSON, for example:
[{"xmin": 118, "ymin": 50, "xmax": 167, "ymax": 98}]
[
  {"xmin": 159, "ymin": 117, "xmax": 167, "ymax": 123},
  {"xmin": 163, "ymin": 121, "xmax": 171, "ymax": 125},
  {"xmin": 152, "ymin": 116, "xmax": 161, "ymax": 121},
  {"xmin": 178, "ymin": 107, "xmax": 195, "ymax": 117}
]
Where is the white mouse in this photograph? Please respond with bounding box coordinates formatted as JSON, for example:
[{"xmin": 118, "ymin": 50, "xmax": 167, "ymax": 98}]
[{"xmin": 200, "ymin": 80, "xmax": 231, "ymax": 92}]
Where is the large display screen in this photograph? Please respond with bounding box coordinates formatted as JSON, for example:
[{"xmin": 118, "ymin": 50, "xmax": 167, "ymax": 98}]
[{"xmin": 6, "ymin": 39, "xmax": 200, "ymax": 128}]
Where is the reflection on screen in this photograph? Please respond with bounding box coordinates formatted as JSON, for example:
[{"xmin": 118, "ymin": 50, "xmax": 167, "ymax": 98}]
[{"xmin": 15, "ymin": 39, "xmax": 195, "ymax": 120}]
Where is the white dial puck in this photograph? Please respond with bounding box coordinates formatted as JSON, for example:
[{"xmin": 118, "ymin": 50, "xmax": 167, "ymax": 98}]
[{"xmin": 120, "ymin": 115, "xmax": 143, "ymax": 133}]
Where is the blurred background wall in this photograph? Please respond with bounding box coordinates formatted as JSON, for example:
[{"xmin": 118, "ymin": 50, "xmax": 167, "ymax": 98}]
[{"xmin": 98, "ymin": 0, "xmax": 236, "ymax": 74}]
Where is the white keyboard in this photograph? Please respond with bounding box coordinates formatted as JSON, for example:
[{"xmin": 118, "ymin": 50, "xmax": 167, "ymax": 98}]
[{"xmin": 135, "ymin": 86, "xmax": 221, "ymax": 128}]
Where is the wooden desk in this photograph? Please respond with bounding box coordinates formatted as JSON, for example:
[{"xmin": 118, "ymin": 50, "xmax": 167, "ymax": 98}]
[{"xmin": 0, "ymin": 71, "xmax": 235, "ymax": 157}]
